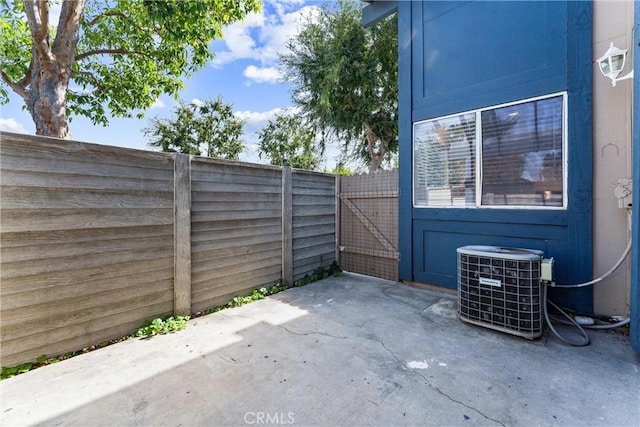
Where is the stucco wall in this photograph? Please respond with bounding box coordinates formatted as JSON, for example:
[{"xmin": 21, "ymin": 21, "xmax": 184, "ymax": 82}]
[{"xmin": 592, "ymin": 1, "xmax": 634, "ymax": 316}]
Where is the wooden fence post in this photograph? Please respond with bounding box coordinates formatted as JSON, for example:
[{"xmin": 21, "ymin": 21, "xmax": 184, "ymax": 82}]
[
  {"xmin": 174, "ymin": 153, "xmax": 192, "ymax": 316},
  {"xmin": 282, "ymin": 167, "xmax": 293, "ymax": 285},
  {"xmin": 335, "ymin": 174, "xmax": 341, "ymax": 267}
]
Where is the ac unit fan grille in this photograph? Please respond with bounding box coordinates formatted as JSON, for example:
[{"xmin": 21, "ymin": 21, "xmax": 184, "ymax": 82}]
[{"xmin": 458, "ymin": 248, "xmax": 542, "ymax": 339}]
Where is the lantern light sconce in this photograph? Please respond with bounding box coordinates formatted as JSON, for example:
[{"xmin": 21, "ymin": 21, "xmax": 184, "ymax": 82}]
[{"xmin": 596, "ymin": 42, "xmax": 634, "ymax": 87}]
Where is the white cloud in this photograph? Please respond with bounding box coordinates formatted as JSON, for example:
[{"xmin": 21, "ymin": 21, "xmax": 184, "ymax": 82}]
[
  {"xmin": 234, "ymin": 107, "xmax": 283, "ymax": 128},
  {"xmin": 241, "ymin": 9, "xmax": 267, "ymax": 28},
  {"xmin": 0, "ymin": 118, "xmax": 27, "ymax": 133},
  {"xmin": 258, "ymin": 5, "xmax": 319, "ymax": 60},
  {"xmin": 270, "ymin": 0, "xmax": 306, "ymax": 17},
  {"xmin": 211, "ymin": 13, "xmax": 263, "ymax": 68},
  {"xmin": 150, "ymin": 98, "xmax": 165, "ymax": 109},
  {"xmin": 243, "ymin": 65, "xmax": 282, "ymax": 84},
  {"xmin": 191, "ymin": 98, "xmax": 205, "ymax": 108},
  {"xmin": 234, "ymin": 106, "xmax": 304, "ymax": 138},
  {"xmin": 211, "ymin": 3, "xmax": 320, "ymax": 68}
]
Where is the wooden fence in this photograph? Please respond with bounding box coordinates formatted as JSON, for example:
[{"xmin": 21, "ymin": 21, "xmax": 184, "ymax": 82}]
[
  {"xmin": 338, "ymin": 170, "xmax": 398, "ymax": 281},
  {"xmin": 291, "ymin": 171, "xmax": 336, "ymax": 281},
  {"xmin": 0, "ymin": 132, "xmax": 336, "ymax": 366}
]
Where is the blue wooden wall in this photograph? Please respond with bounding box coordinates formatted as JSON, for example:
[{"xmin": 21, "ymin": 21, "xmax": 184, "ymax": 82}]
[{"xmin": 398, "ymin": 1, "xmax": 593, "ymax": 312}]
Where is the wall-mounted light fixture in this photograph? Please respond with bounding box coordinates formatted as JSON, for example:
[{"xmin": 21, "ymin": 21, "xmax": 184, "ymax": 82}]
[{"xmin": 596, "ymin": 42, "xmax": 634, "ymax": 86}]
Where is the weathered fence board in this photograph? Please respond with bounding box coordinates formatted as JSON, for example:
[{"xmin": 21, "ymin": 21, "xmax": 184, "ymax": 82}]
[
  {"xmin": 292, "ymin": 171, "xmax": 336, "ymax": 280},
  {"xmin": 1, "ymin": 187, "xmax": 172, "ymax": 209},
  {"xmin": 192, "ymin": 227, "xmax": 281, "ymax": 247}
]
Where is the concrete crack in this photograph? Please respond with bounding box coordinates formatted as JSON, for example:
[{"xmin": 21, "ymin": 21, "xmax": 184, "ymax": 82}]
[
  {"xmin": 355, "ymin": 318, "xmax": 379, "ymax": 328},
  {"xmin": 375, "ymin": 338, "xmax": 506, "ymax": 427},
  {"xmin": 409, "ymin": 365, "xmax": 506, "ymax": 427},
  {"xmin": 218, "ymin": 312, "xmax": 349, "ymax": 339},
  {"xmin": 278, "ymin": 325, "xmax": 348, "ymax": 339},
  {"xmin": 381, "ymin": 286, "xmax": 441, "ymax": 312}
]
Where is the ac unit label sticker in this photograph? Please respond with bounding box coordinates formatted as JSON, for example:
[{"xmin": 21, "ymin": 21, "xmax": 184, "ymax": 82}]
[{"xmin": 479, "ymin": 277, "xmax": 502, "ymax": 287}]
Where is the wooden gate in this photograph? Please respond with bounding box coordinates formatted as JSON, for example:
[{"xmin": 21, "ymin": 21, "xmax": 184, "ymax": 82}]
[{"xmin": 337, "ymin": 170, "xmax": 398, "ymax": 281}]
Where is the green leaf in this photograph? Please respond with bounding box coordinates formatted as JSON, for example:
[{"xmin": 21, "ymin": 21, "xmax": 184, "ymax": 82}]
[
  {"xmin": 280, "ymin": 0, "xmax": 398, "ymax": 171},
  {"xmin": 257, "ymin": 111, "xmax": 322, "ymax": 171},
  {"xmin": 143, "ymin": 97, "xmax": 245, "ymax": 159}
]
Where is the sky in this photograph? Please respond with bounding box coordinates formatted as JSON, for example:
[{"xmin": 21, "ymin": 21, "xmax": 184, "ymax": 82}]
[{"xmin": 0, "ymin": 0, "xmax": 343, "ymax": 168}]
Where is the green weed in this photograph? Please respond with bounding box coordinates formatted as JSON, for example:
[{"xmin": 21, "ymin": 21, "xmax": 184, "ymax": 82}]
[{"xmin": 134, "ymin": 316, "xmax": 189, "ymax": 338}]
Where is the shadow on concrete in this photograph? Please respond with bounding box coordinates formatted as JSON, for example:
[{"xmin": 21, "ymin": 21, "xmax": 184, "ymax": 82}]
[{"xmin": 1, "ymin": 273, "xmax": 639, "ymax": 426}]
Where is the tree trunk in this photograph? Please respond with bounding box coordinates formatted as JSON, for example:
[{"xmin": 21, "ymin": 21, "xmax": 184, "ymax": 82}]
[
  {"xmin": 20, "ymin": 0, "xmax": 85, "ymax": 139},
  {"xmin": 27, "ymin": 58, "xmax": 71, "ymax": 139},
  {"xmin": 364, "ymin": 123, "xmax": 386, "ymax": 171}
]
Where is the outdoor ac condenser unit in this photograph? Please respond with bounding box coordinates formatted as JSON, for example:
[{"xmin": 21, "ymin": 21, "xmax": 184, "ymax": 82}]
[{"xmin": 457, "ymin": 245, "xmax": 544, "ymax": 339}]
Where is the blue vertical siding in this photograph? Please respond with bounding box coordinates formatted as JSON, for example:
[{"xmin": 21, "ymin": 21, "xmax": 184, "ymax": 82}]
[
  {"xmin": 398, "ymin": 0, "xmax": 413, "ymax": 282},
  {"xmin": 559, "ymin": 0, "xmax": 594, "ymax": 312},
  {"xmin": 412, "ymin": 1, "xmax": 567, "ymax": 118}
]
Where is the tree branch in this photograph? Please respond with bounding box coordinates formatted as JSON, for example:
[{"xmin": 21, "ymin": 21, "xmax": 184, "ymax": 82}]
[
  {"xmin": 23, "ymin": 0, "xmax": 54, "ymax": 63},
  {"xmin": 72, "ymin": 70, "xmax": 105, "ymax": 92},
  {"xmin": 52, "ymin": 0, "xmax": 85, "ymax": 66},
  {"xmin": 16, "ymin": 62, "xmax": 32, "ymax": 88},
  {"xmin": 0, "ymin": 67, "xmax": 28, "ymax": 100},
  {"xmin": 363, "ymin": 122, "xmax": 384, "ymax": 171},
  {"xmin": 74, "ymin": 48, "xmax": 127, "ymax": 61},
  {"xmin": 38, "ymin": 0, "xmax": 48, "ymax": 41},
  {"xmin": 75, "ymin": 48, "xmax": 152, "ymax": 61},
  {"xmin": 87, "ymin": 10, "xmax": 129, "ymax": 26}
]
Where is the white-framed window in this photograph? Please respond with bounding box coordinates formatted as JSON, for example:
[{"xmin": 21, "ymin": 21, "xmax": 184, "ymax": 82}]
[{"xmin": 413, "ymin": 92, "xmax": 567, "ymax": 209}]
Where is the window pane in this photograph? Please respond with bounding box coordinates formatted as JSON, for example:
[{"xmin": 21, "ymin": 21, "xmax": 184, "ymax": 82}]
[
  {"xmin": 414, "ymin": 113, "xmax": 476, "ymax": 207},
  {"xmin": 481, "ymin": 96, "xmax": 563, "ymax": 207}
]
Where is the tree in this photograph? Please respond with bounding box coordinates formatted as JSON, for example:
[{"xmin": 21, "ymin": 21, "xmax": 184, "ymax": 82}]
[
  {"xmin": 144, "ymin": 97, "xmax": 245, "ymax": 160},
  {"xmin": 280, "ymin": 0, "xmax": 397, "ymax": 171},
  {"xmin": 258, "ymin": 112, "xmax": 322, "ymax": 170},
  {"xmin": 326, "ymin": 163, "xmax": 353, "ymax": 175},
  {"xmin": 0, "ymin": 0, "xmax": 260, "ymax": 138}
]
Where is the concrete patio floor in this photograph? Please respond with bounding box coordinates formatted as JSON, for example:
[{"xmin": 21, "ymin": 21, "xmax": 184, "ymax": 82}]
[{"xmin": 1, "ymin": 273, "xmax": 639, "ymax": 426}]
